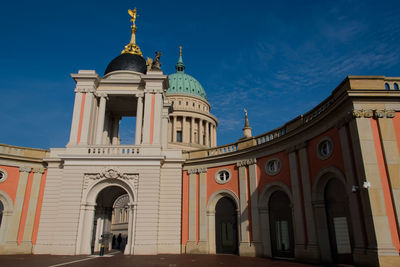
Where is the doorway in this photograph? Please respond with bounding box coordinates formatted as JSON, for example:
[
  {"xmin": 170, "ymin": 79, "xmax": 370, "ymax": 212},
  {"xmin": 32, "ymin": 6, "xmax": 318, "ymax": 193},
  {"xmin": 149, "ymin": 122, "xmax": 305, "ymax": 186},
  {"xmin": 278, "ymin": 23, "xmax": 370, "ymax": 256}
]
[
  {"xmin": 91, "ymin": 186, "xmax": 129, "ymax": 254},
  {"xmin": 269, "ymin": 190, "xmax": 294, "ymax": 258},
  {"xmin": 215, "ymin": 197, "xmax": 238, "ymax": 254},
  {"xmin": 325, "ymin": 179, "xmax": 353, "ymax": 264}
]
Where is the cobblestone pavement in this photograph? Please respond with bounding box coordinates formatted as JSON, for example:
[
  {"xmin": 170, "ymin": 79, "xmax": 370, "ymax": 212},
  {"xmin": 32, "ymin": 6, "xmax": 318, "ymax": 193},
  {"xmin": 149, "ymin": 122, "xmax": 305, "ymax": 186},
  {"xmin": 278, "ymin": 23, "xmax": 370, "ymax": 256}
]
[{"xmin": 0, "ymin": 252, "xmax": 324, "ymax": 267}]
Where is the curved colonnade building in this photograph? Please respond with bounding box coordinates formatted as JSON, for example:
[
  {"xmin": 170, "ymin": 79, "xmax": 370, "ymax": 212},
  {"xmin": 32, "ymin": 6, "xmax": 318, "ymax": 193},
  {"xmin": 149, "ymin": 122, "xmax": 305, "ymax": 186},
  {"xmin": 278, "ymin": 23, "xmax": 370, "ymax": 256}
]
[{"xmin": 1, "ymin": 8, "xmax": 400, "ymax": 267}]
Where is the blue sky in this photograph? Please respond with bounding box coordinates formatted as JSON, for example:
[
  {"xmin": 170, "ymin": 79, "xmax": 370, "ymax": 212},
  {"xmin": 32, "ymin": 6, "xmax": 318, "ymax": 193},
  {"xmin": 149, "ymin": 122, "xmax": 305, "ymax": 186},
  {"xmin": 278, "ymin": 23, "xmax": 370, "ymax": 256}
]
[{"xmin": 1, "ymin": 0, "xmax": 399, "ymax": 149}]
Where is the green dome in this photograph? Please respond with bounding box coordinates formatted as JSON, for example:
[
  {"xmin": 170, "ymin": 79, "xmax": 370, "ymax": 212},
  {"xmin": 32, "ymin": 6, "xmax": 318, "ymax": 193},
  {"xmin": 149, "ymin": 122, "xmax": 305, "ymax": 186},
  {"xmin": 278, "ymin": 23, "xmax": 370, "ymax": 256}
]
[{"xmin": 167, "ymin": 48, "xmax": 207, "ymax": 101}]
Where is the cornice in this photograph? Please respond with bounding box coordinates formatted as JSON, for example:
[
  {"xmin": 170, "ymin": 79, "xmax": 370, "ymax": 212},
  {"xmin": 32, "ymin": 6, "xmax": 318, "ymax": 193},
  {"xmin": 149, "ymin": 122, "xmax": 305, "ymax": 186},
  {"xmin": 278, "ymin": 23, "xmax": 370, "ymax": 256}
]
[
  {"xmin": 236, "ymin": 158, "xmax": 256, "ymax": 167},
  {"xmin": 187, "ymin": 167, "xmax": 207, "ymax": 174}
]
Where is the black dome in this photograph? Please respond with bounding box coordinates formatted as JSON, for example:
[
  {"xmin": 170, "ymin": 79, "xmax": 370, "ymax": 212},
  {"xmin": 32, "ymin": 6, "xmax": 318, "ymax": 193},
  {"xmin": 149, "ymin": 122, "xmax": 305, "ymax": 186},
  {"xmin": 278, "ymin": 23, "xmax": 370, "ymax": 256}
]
[{"xmin": 104, "ymin": 53, "xmax": 147, "ymax": 75}]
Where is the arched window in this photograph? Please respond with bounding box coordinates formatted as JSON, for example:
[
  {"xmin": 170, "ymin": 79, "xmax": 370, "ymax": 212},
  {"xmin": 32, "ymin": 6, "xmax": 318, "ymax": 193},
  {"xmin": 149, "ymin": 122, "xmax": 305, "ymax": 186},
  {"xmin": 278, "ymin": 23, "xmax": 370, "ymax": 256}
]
[
  {"xmin": 385, "ymin": 83, "xmax": 390, "ymax": 90},
  {"xmin": 394, "ymin": 83, "xmax": 399, "ymax": 90}
]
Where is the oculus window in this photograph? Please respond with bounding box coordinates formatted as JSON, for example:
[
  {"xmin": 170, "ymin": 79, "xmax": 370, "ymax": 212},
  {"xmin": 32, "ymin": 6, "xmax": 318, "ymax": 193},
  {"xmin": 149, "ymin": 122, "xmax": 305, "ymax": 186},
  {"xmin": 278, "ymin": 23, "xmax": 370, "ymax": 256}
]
[{"xmin": 215, "ymin": 169, "xmax": 231, "ymax": 184}]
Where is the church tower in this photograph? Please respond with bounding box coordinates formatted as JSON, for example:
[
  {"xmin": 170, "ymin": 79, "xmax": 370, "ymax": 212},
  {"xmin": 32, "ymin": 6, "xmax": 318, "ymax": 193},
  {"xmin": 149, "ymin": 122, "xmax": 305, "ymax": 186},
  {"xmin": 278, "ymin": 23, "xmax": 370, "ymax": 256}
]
[{"xmin": 34, "ymin": 8, "xmax": 183, "ymax": 256}]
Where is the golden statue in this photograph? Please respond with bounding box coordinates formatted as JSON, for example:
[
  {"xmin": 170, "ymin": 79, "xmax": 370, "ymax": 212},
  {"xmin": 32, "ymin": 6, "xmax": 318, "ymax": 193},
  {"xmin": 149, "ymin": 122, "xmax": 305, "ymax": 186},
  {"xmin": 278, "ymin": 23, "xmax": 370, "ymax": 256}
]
[
  {"xmin": 128, "ymin": 8, "xmax": 137, "ymax": 24},
  {"xmin": 122, "ymin": 7, "xmax": 143, "ymax": 56}
]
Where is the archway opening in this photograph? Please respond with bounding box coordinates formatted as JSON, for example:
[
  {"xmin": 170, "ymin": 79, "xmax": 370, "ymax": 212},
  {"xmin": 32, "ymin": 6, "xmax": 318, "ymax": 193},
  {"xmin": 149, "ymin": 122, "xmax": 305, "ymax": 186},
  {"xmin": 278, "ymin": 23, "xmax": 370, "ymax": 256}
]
[
  {"xmin": 269, "ymin": 190, "xmax": 294, "ymax": 258},
  {"xmin": 0, "ymin": 200, "xmax": 3, "ymax": 227},
  {"xmin": 215, "ymin": 197, "xmax": 238, "ymax": 254},
  {"xmin": 111, "ymin": 194, "xmax": 129, "ymax": 251},
  {"xmin": 324, "ymin": 179, "xmax": 353, "ymax": 264},
  {"xmin": 91, "ymin": 186, "xmax": 129, "ymax": 254}
]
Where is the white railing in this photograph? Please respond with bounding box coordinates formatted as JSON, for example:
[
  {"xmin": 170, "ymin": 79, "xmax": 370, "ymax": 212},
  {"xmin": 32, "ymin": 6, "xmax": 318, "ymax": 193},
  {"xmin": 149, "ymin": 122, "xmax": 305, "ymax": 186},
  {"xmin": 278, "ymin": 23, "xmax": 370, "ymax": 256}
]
[
  {"xmin": 255, "ymin": 127, "xmax": 287, "ymax": 145},
  {"xmin": 87, "ymin": 145, "xmax": 140, "ymax": 156}
]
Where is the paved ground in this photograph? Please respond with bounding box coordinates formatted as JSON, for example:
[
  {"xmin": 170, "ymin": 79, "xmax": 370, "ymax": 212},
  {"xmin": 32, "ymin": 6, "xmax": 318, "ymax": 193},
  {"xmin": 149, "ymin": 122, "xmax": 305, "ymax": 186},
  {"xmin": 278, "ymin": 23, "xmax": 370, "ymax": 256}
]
[{"xmin": 0, "ymin": 252, "xmax": 324, "ymax": 267}]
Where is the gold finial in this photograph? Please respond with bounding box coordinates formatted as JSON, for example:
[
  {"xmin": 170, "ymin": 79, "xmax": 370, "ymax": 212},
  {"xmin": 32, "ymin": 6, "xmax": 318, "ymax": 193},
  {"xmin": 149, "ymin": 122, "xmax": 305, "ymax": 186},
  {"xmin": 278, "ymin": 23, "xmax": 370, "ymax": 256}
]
[
  {"xmin": 179, "ymin": 46, "xmax": 182, "ymax": 57},
  {"xmin": 122, "ymin": 7, "xmax": 143, "ymax": 56}
]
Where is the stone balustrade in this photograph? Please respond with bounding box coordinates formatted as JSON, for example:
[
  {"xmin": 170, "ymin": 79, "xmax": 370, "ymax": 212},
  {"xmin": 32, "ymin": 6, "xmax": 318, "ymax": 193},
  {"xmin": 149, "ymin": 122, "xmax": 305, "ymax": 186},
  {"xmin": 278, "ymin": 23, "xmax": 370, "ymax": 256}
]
[{"xmin": 87, "ymin": 145, "xmax": 140, "ymax": 156}]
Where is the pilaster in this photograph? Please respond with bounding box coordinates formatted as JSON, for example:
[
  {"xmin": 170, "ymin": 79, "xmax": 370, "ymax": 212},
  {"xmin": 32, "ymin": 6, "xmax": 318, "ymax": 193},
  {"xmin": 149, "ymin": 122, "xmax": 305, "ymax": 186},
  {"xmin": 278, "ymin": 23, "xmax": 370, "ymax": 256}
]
[
  {"xmin": 6, "ymin": 167, "xmax": 31, "ymax": 251},
  {"xmin": 20, "ymin": 168, "xmax": 45, "ymax": 252},
  {"xmin": 68, "ymin": 92, "xmax": 83, "ymax": 146},
  {"xmin": 237, "ymin": 158, "xmax": 262, "ymax": 256},
  {"xmin": 186, "ymin": 168, "xmax": 208, "ymax": 253},
  {"xmin": 296, "ymin": 142, "xmax": 320, "ymax": 261},
  {"xmin": 287, "ymin": 150, "xmax": 307, "ymax": 258},
  {"xmin": 351, "ymin": 109, "xmax": 398, "ymax": 256},
  {"xmin": 135, "ymin": 95, "xmax": 144, "ymax": 145}
]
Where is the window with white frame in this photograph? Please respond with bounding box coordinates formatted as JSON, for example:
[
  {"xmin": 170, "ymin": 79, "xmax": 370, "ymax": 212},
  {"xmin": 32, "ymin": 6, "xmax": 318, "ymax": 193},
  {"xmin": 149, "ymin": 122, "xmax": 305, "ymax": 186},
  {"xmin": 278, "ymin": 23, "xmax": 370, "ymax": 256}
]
[
  {"xmin": 317, "ymin": 137, "xmax": 333, "ymax": 160},
  {"xmin": 215, "ymin": 169, "xmax": 231, "ymax": 184},
  {"xmin": 265, "ymin": 158, "xmax": 281, "ymax": 176}
]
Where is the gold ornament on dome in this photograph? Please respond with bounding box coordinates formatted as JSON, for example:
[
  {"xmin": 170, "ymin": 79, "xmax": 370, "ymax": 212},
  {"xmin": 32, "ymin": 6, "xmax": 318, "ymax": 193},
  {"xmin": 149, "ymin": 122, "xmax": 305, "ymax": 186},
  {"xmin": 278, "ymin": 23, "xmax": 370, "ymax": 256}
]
[{"xmin": 121, "ymin": 7, "xmax": 143, "ymax": 56}]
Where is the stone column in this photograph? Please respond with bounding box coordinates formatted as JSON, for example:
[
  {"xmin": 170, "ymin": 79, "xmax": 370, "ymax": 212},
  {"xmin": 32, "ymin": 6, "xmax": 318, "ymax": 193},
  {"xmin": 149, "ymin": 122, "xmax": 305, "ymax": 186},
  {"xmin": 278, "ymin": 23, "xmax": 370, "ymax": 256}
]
[
  {"xmin": 135, "ymin": 95, "xmax": 144, "ymax": 145},
  {"xmin": 259, "ymin": 208, "xmax": 271, "ymax": 256},
  {"xmin": 68, "ymin": 91, "xmax": 83, "ymax": 146},
  {"xmin": 112, "ymin": 117, "xmax": 120, "ymax": 145},
  {"xmin": 95, "ymin": 94, "xmax": 107, "ymax": 145},
  {"xmin": 94, "ymin": 212, "xmax": 104, "ymax": 252},
  {"xmin": 313, "ymin": 201, "xmax": 332, "ymax": 263},
  {"xmin": 21, "ymin": 168, "xmax": 45, "ymax": 250},
  {"xmin": 213, "ymin": 124, "xmax": 217, "ymax": 146},
  {"xmin": 79, "ymin": 91, "xmax": 95, "ymax": 145},
  {"xmin": 199, "ymin": 119, "xmax": 203, "ymax": 145},
  {"xmin": 102, "ymin": 113, "xmax": 110, "ymax": 145},
  {"xmin": 6, "ymin": 166, "xmax": 31, "ymax": 249},
  {"xmin": 187, "ymin": 170, "xmax": 197, "ymax": 248},
  {"xmin": 142, "ymin": 92, "xmax": 153, "ymax": 144},
  {"xmin": 191, "ymin": 117, "xmax": 195, "ymax": 144},
  {"xmin": 205, "ymin": 121, "xmax": 210, "ymax": 147},
  {"xmin": 152, "ymin": 93, "xmax": 163, "ymax": 145},
  {"xmin": 78, "ymin": 203, "xmax": 96, "ymax": 255},
  {"xmin": 248, "ymin": 160, "xmax": 262, "ymax": 254},
  {"xmin": 236, "ymin": 162, "xmax": 250, "ymax": 254},
  {"xmin": 125, "ymin": 204, "xmax": 136, "ymax": 255},
  {"xmin": 161, "ymin": 105, "xmax": 169, "ymax": 149},
  {"xmin": 182, "ymin": 116, "xmax": 186, "ymax": 143},
  {"xmin": 198, "ymin": 169, "xmax": 208, "ymax": 252},
  {"xmin": 297, "ymin": 143, "xmax": 320, "ymax": 259},
  {"xmin": 211, "ymin": 124, "xmax": 215, "ymax": 147},
  {"xmin": 172, "ymin": 116, "xmax": 177, "ymax": 143},
  {"xmin": 287, "ymin": 149, "xmax": 307, "ymax": 257}
]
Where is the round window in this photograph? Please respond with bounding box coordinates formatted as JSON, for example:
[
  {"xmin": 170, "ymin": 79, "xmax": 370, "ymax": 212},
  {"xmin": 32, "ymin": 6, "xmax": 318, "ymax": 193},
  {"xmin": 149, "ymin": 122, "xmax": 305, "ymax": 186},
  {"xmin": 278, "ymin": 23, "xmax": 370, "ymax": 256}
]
[
  {"xmin": 215, "ymin": 169, "xmax": 231, "ymax": 184},
  {"xmin": 317, "ymin": 137, "xmax": 333, "ymax": 160},
  {"xmin": 0, "ymin": 169, "xmax": 7, "ymax": 183},
  {"xmin": 265, "ymin": 158, "xmax": 281, "ymax": 176}
]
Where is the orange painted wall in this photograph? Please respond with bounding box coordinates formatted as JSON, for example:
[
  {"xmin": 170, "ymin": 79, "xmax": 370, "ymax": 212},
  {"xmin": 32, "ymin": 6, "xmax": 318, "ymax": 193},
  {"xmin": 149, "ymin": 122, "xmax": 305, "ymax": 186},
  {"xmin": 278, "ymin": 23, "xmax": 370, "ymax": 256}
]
[
  {"xmin": 207, "ymin": 164, "xmax": 239, "ymax": 202},
  {"xmin": 17, "ymin": 170, "xmax": 34, "ymax": 244},
  {"xmin": 307, "ymin": 128, "xmax": 345, "ymax": 185},
  {"xmin": 257, "ymin": 150, "xmax": 291, "ymax": 197},
  {"xmin": 181, "ymin": 171, "xmax": 189, "ymax": 245},
  {"xmin": 0, "ymin": 165, "xmax": 20, "ymax": 203},
  {"xmin": 371, "ymin": 118, "xmax": 400, "ymax": 251},
  {"xmin": 32, "ymin": 170, "xmax": 47, "ymax": 244}
]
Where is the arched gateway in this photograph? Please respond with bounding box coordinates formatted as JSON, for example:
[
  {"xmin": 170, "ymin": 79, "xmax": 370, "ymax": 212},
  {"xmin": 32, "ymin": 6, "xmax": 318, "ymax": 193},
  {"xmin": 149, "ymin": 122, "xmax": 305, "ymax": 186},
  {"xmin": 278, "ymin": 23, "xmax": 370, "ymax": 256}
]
[{"xmin": 75, "ymin": 170, "xmax": 137, "ymax": 255}]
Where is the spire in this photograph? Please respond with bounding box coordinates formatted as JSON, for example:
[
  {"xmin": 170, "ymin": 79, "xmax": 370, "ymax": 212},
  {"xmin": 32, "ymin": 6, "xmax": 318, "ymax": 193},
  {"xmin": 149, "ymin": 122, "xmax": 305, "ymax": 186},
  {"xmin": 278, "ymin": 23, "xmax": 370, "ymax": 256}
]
[
  {"xmin": 242, "ymin": 108, "xmax": 252, "ymax": 138},
  {"xmin": 121, "ymin": 7, "xmax": 143, "ymax": 57},
  {"xmin": 175, "ymin": 46, "xmax": 185, "ymax": 72}
]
